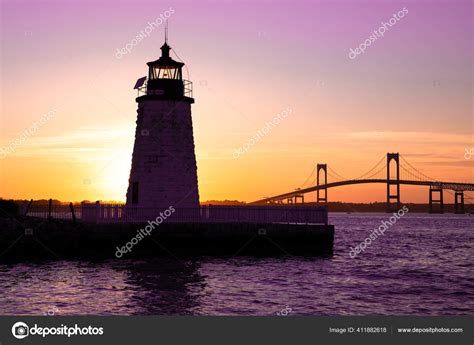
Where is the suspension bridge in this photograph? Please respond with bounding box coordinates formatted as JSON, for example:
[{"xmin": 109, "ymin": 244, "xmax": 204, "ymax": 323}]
[{"xmin": 250, "ymin": 153, "xmax": 474, "ymax": 213}]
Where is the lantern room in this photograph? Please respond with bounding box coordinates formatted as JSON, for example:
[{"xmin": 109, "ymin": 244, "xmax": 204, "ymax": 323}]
[
  {"xmin": 147, "ymin": 42, "xmax": 183, "ymax": 80},
  {"xmin": 142, "ymin": 41, "xmax": 194, "ymax": 101}
]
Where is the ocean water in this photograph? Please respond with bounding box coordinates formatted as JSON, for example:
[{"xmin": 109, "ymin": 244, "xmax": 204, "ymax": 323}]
[{"xmin": 0, "ymin": 213, "xmax": 473, "ymax": 316}]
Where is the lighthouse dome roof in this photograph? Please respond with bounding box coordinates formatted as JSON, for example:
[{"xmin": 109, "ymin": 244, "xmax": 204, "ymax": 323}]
[{"xmin": 147, "ymin": 42, "xmax": 184, "ymax": 67}]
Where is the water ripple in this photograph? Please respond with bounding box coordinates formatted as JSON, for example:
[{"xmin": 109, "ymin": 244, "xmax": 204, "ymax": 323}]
[{"xmin": 0, "ymin": 213, "xmax": 472, "ymax": 315}]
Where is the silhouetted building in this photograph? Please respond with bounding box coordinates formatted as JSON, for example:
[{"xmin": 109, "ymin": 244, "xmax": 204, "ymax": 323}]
[{"xmin": 126, "ymin": 38, "xmax": 199, "ymax": 209}]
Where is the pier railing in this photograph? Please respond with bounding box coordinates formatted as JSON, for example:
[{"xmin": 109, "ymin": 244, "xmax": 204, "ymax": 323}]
[
  {"xmin": 22, "ymin": 202, "xmax": 328, "ymax": 224},
  {"xmin": 20, "ymin": 201, "xmax": 80, "ymax": 221},
  {"xmin": 82, "ymin": 203, "xmax": 328, "ymax": 225},
  {"xmin": 21, "ymin": 201, "xmax": 328, "ymax": 225}
]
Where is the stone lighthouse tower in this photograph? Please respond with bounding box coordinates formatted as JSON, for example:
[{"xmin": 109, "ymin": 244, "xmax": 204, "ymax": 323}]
[{"xmin": 126, "ymin": 38, "xmax": 200, "ymax": 211}]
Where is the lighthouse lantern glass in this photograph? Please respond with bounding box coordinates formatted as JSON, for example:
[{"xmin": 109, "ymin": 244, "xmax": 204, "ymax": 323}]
[{"xmin": 151, "ymin": 65, "xmax": 182, "ymax": 80}]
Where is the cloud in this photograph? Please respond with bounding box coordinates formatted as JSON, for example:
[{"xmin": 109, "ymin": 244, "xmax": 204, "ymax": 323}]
[
  {"xmin": 1, "ymin": 127, "xmax": 133, "ymax": 161},
  {"xmin": 344, "ymin": 131, "xmax": 472, "ymax": 145}
]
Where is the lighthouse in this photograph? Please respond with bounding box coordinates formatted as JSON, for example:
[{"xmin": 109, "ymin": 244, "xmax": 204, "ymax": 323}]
[{"xmin": 126, "ymin": 37, "xmax": 200, "ymax": 211}]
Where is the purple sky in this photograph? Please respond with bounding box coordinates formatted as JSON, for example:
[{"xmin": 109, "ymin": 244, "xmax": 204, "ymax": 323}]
[{"xmin": 1, "ymin": 0, "xmax": 472, "ymax": 202}]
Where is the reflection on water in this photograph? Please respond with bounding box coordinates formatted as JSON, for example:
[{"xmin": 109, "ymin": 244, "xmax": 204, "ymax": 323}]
[{"xmin": 0, "ymin": 213, "xmax": 473, "ymax": 315}]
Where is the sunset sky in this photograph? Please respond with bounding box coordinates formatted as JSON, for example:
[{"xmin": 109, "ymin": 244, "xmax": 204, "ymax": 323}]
[{"xmin": 0, "ymin": 0, "xmax": 472, "ymax": 203}]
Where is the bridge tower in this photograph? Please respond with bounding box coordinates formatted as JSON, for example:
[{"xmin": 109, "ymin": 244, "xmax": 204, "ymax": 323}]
[
  {"xmin": 454, "ymin": 191, "xmax": 465, "ymax": 214},
  {"xmin": 386, "ymin": 153, "xmax": 400, "ymax": 212},
  {"xmin": 429, "ymin": 185, "xmax": 444, "ymax": 213},
  {"xmin": 317, "ymin": 164, "xmax": 328, "ymax": 204}
]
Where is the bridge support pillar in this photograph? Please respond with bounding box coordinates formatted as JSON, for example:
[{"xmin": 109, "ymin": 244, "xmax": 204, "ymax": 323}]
[
  {"xmin": 386, "ymin": 153, "xmax": 401, "ymax": 212},
  {"xmin": 295, "ymin": 194, "xmax": 304, "ymax": 204},
  {"xmin": 454, "ymin": 191, "xmax": 465, "ymax": 214},
  {"xmin": 317, "ymin": 164, "xmax": 328, "ymax": 205},
  {"xmin": 429, "ymin": 186, "xmax": 444, "ymax": 213}
]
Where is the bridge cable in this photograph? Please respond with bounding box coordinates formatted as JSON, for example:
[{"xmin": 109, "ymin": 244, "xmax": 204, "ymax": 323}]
[
  {"xmin": 327, "ymin": 167, "xmax": 347, "ymax": 181},
  {"xmin": 297, "ymin": 166, "xmax": 317, "ymax": 190},
  {"xmin": 399, "ymin": 155, "xmax": 435, "ymax": 182},
  {"xmin": 352, "ymin": 155, "xmax": 386, "ymax": 180}
]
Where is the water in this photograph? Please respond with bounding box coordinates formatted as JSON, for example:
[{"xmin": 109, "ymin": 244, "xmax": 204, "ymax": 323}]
[{"xmin": 0, "ymin": 213, "xmax": 473, "ymax": 315}]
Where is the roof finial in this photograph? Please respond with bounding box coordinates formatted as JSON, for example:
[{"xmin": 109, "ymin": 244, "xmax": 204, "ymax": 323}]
[{"xmin": 165, "ymin": 20, "xmax": 168, "ymax": 43}]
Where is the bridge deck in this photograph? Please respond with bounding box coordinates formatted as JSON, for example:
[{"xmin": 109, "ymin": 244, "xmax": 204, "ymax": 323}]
[{"xmin": 251, "ymin": 179, "xmax": 474, "ymax": 204}]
